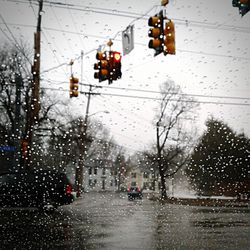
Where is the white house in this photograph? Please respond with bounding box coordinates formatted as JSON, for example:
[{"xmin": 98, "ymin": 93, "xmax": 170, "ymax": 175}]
[
  {"xmin": 125, "ymin": 166, "xmax": 160, "ymax": 192},
  {"xmin": 83, "ymin": 159, "xmax": 119, "ymax": 192}
]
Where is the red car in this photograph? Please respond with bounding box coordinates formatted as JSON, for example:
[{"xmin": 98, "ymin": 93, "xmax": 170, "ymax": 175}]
[{"xmin": 127, "ymin": 186, "xmax": 143, "ymax": 200}]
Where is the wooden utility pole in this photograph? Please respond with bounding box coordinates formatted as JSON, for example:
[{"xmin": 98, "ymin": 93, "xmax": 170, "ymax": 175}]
[
  {"xmin": 75, "ymin": 85, "xmax": 101, "ymax": 197},
  {"xmin": 76, "ymin": 85, "xmax": 92, "ymax": 197},
  {"xmin": 13, "ymin": 73, "xmax": 22, "ymax": 170},
  {"xmin": 25, "ymin": 0, "xmax": 43, "ymax": 169}
]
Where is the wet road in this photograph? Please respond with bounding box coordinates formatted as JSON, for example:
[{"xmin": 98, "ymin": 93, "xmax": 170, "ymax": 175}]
[{"xmin": 0, "ymin": 192, "xmax": 250, "ymax": 249}]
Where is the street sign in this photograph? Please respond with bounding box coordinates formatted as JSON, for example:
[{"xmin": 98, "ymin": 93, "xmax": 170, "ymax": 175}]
[
  {"xmin": 0, "ymin": 146, "xmax": 16, "ymax": 152},
  {"xmin": 122, "ymin": 25, "xmax": 134, "ymax": 55}
]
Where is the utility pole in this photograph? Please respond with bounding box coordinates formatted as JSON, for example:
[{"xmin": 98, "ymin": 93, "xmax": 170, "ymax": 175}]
[
  {"xmin": 25, "ymin": 0, "xmax": 43, "ymax": 169},
  {"xmin": 75, "ymin": 84, "xmax": 101, "ymax": 197},
  {"xmin": 13, "ymin": 72, "xmax": 22, "ymax": 170},
  {"xmin": 76, "ymin": 85, "xmax": 91, "ymax": 197}
]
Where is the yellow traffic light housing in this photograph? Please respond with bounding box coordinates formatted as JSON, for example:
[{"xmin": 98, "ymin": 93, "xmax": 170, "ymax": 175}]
[
  {"xmin": 161, "ymin": 0, "xmax": 169, "ymax": 6},
  {"xmin": 148, "ymin": 11, "xmax": 164, "ymax": 56},
  {"xmin": 94, "ymin": 50, "xmax": 122, "ymax": 84},
  {"xmin": 70, "ymin": 77, "xmax": 79, "ymax": 98},
  {"xmin": 164, "ymin": 20, "xmax": 176, "ymax": 55},
  {"xmin": 94, "ymin": 52, "xmax": 110, "ymax": 82}
]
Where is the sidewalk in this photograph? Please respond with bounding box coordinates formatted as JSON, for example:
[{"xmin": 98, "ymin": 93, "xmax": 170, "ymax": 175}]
[{"xmin": 145, "ymin": 191, "xmax": 250, "ymax": 208}]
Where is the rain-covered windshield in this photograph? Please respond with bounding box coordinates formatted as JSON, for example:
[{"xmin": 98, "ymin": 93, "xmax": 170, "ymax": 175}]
[{"xmin": 0, "ymin": 0, "xmax": 250, "ymax": 249}]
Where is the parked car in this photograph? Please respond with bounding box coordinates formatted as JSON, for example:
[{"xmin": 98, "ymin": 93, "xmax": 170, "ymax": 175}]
[
  {"xmin": 127, "ymin": 186, "xmax": 143, "ymax": 200},
  {"xmin": 0, "ymin": 169, "xmax": 74, "ymax": 210}
]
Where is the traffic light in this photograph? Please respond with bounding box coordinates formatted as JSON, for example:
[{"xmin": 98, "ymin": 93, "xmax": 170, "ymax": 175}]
[
  {"xmin": 161, "ymin": 0, "xmax": 169, "ymax": 6},
  {"xmin": 94, "ymin": 51, "xmax": 122, "ymax": 84},
  {"xmin": 110, "ymin": 51, "xmax": 122, "ymax": 82},
  {"xmin": 148, "ymin": 10, "xmax": 164, "ymax": 56},
  {"xmin": 69, "ymin": 76, "xmax": 79, "ymax": 98},
  {"xmin": 232, "ymin": 0, "xmax": 250, "ymax": 16},
  {"xmin": 94, "ymin": 52, "xmax": 109, "ymax": 82},
  {"xmin": 164, "ymin": 20, "xmax": 176, "ymax": 55}
]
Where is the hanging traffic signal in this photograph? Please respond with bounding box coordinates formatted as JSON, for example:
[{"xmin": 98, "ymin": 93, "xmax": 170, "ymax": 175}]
[
  {"xmin": 70, "ymin": 76, "xmax": 79, "ymax": 98},
  {"xmin": 164, "ymin": 20, "xmax": 176, "ymax": 55},
  {"xmin": 232, "ymin": 0, "xmax": 250, "ymax": 16},
  {"xmin": 94, "ymin": 50, "xmax": 122, "ymax": 84},
  {"xmin": 148, "ymin": 10, "xmax": 164, "ymax": 56},
  {"xmin": 110, "ymin": 51, "xmax": 122, "ymax": 82},
  {"xmin": 94, "ymin": 52, "xmax": 109, "ymax": 82},
  {"xmin": 161, "ymin": 0, "xmax": 169, "ymax": 6}
]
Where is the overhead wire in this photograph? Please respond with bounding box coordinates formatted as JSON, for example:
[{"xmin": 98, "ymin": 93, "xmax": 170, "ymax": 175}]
[
  {"xmin": 94, "ymin": 92, "xmax": 250, "ymax": 107},
  {"xmin": 2, "ymin": 0, "xmax": 249, "ymax": 149},
  {"xmin": 1, "ymin": 1, "xmax": 250, "ymax": 76},
  {"xmin": 41, "ymin": 86, "xmax": 250, "ymax": 107},
  {"xmin": 66, "ymin": 4, "xmax": 86, "ymax": 50},
  {"xmin": 93, "ymin": 94, "xmax": 153, "ymax": 127},
  {"xmin": 1, "ymin": 21, "xmax": 249, "ymax": 76},
  {"xmin": 49, "ymin": 3, "xmax": 74, "ymax": 53},
  {"xmin": 0, "ymin": 13, "xmax": 33, "ymax": 66},
  {"xmin": 78, "ymin": 95, "xmax": 155, "ymax": 150},
  {"xmin": 42, "ymin": 31, "xmax": 68, "ymax": 77},
  {"xmin": 28, "ymin": 0, "xmax": 69, "ymax": 77},
  {"xmin": 8, "ymin": 0, "xmax": 250, "ymax": 33},
  {"xmin": 43, "ymin": 79, "xmax": 250, "ymax": 102},
  {"xmin": 2, "ymin": 0, "xmax": 250, "ymax": 105}
]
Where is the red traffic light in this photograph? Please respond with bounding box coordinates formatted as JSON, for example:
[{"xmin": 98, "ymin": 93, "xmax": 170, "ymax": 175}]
[{"xmin": 113, "ymin": 52, "xmax": 121, "ymax": 62}]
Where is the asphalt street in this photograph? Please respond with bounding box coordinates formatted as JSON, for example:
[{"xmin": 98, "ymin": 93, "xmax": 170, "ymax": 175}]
[{"xmin": 0, "ymin": 192, "xmax": 250, "ymax": 249}]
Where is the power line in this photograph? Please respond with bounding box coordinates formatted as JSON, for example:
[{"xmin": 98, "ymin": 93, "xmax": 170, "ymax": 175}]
[
  {"xmin": 94, "ymin": 92, "xmax": 250, "ymax": 107},
  {"xmin": 2, "ymin": 0, "xmax": 250, "ymax": 78},
  {"xmin": 41, "ymin": 87, "xmax": 250, "ymax": 107},
  {"xmin": 44, "ymin": 80, "xmax": 250, "ymax": 102},
  {"xmin": 8, "ymin": 0, "xmax": 250, "ymax": 33},
  {"xmin": 30, "ymin": 25, "xmax": 250, "ymax": 61},
  {"xmin": 94, "ymin": 95, "xmax": 153, "ymax": 127},
  {"xmin": 0, "ymin": 13, "xmax": 32, "ymax": 65},
  {"xmin": 42, "ymin": 31, "xmax": 68, "ymax": 77},
  {"xmin": 2, "ymin": 22, "xmax": 250, "ymax": 65}
]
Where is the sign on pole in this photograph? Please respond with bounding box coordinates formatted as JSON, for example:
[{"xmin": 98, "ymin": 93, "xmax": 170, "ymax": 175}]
[{"xmin": 122, "ymin": 25, "xmax": 134, "ymax": 56}]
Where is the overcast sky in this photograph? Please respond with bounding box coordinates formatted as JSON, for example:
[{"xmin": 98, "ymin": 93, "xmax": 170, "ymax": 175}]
[{"xmin": 0, "ymin": 0, "xmax": 250, "ymax": 152}]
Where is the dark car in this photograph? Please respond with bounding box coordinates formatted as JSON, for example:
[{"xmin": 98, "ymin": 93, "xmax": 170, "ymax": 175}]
[
  {"xmin": 0, "ymin": 169, "xmax": 74, "ymax": 210},
  {"xmin": 127, "ymin": 186, "xmax": 143, "ymax": 200}
]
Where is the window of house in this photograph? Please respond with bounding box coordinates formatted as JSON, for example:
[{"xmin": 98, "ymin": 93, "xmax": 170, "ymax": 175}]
[
  {"xmin": 131, "ymin": 181, "xmax": 136, "ymax": 186},
  {"xmin": 102, "ymin": 168, "xmax": 106, "ymax": 175},
  {"xmin": 143, "ymin": 182, "xmax": 149, "ymax": 189},
  {"xmin": 89, "ymin": 179, "xmax": 92, "ymax": 186},
  {"xmin": 131, "ymin": 172, "xmax": 136, "ymax": 178},
  {"xmin": 94, "ymin": 167, "xmax": 98, "ymax": 175},
  {"xmin": 88, "ymin": 167, "xmax": 92, "ymax": 175}
]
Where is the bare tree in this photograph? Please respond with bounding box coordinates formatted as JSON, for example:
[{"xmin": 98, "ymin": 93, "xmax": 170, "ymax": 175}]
[
  {"xmin": 0, "ymin": 44, "xmax": 62, "ymax": 169},
  {"xmin": 155, "ymin": 80, "xmax": 198, "ymax": 199}
]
